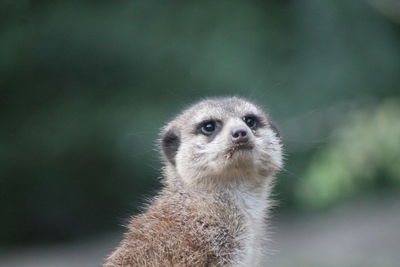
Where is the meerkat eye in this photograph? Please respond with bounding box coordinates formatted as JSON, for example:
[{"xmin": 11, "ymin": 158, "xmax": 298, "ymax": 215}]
[
  {"xmin": 243, "ymin": 116, "xmax": 257, "ymax": 129},
  {"xmin": 200, "ymin": 121, "xmax": 216, "ymax": 136}
]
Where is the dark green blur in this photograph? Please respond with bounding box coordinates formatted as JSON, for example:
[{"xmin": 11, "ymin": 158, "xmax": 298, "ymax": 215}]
[{"xmin": 1, "ymin": 0, "xmax": 399, "ymax": 245}]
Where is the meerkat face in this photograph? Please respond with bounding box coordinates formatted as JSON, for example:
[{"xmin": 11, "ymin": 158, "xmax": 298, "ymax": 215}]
[{"xmin": 161, "ymin": 97, "xmax": 283, "ymax": 186}]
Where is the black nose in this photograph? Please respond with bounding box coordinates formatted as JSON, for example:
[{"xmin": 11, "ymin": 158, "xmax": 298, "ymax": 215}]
[{"xmin": 231, "ymin": 128, "xmax": 249, "ymax": 144}]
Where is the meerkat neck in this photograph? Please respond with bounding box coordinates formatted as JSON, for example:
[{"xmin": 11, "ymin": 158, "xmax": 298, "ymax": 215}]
[
  {"xmin": 165, "ymin": 165, "xmax": 272, "ymax": 193},
  {"xmin": 230, "ymin": 185, "xmax": 271, "ymax": 266}
]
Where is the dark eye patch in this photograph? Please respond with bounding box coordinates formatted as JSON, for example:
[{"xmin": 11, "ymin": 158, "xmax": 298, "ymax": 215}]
[
  {"xmin": 200, "ymin": 120, "xmax": 216, "ymax": 135},
  {"xmin": 243, "ymin": 115, "xmax": 257, "ymax": 129},
  {"xmin": 195, "ymin": 119, "xmax": 221, "ymax": 137},
  {"xmin": 242, "ymin": 114, "xmax": 264, "ymax": 129},
  {"xmin": 193, "ymin": 118, "xmax": 222, "ymax": 142}
]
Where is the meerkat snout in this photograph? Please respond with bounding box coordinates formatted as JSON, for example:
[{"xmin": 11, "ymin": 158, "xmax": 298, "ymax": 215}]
[{"xmin": 231, "ymin": 128, "xmax": 249, "ymax": 144}]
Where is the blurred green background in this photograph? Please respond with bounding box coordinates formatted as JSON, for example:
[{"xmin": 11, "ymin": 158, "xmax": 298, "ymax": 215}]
[{"xmin": 1, "ymin": 0, "xmax": 400, "ymax": 266}]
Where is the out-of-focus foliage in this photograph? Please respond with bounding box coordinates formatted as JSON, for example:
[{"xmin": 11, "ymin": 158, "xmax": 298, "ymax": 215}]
[
  {"xmin": 297, "ymin": 99, "xmax": 400, "ymax": 209},
  {"xmin": 0, "ymin": 0, "xmax": 399, "ymax": 244}
]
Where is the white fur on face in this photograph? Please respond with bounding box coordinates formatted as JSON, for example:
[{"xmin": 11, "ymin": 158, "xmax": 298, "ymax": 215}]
[{"xmin": 165, "ymin": 97, "xmax": 282, "ymax": 188}]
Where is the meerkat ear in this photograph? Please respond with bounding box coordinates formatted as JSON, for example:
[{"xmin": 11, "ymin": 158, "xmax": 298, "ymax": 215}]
[
  {"xmin": 269, "ymin": 121, "xmax": 281, "ymax": 138},
  {"xmin": 161, "ymin": 128, "xmax": 180, "ymax": 165}
]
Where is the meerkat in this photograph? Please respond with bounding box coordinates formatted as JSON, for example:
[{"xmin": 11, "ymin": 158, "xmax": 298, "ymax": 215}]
[{"xmin": 103, "ymin": 96, "xmax": 283, "ymax": 267}]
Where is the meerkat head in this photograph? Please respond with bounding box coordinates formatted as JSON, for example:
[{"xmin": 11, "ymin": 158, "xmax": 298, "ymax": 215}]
[{"xmin": 160, "ymin": 97, "xmax": 283, "ymax": 189}]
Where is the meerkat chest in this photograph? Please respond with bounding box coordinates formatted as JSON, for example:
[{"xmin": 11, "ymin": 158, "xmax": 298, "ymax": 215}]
[{"xmin": 230, "ymin": 189, "xmax": 268, "ymax": 266}]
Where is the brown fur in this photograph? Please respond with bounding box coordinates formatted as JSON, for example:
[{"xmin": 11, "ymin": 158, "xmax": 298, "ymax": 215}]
[
  {"xmin": 104, "ymin": 185, "xmax": 245, "ymax": 267},
  {"xmin": 103, "ymin": 97, "xmax": 283, "ymax": 267}
]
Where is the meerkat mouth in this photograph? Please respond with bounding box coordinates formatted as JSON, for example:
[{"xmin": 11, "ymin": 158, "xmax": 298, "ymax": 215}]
[{"xmin": 225, "ymin": 143, "xmax": 254, "ymax": 160}]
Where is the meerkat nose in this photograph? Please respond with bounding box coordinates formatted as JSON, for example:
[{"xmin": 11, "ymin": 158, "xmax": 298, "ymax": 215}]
[{"xmin": 231, "ymin": 128, "xmax": 249, "ymax": 144}]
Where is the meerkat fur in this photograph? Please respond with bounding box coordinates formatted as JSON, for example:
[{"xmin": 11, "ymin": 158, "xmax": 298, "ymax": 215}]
[{"xmin": 104, "ymin": 96, "xmax": 283, "ymax": 267}]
